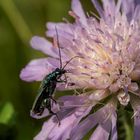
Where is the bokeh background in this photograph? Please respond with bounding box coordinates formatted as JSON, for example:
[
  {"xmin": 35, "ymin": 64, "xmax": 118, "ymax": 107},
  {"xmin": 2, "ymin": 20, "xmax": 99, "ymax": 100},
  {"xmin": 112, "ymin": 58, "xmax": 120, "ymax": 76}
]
[{"xmin": 0, "ymin": 0, "xmax": 93, "ymax": 140}]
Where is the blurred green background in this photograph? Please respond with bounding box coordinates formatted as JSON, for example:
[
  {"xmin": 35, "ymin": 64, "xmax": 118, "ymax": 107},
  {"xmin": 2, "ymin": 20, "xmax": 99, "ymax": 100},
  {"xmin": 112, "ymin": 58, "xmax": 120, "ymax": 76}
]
[
  {"xmin": 0, "ymin": 0, "xmax": 93, "ymax": 140},
  {"xmin": 0, "ymin": 0, "xmax": 70, "ymax": 139},
  {"xmin": 0, "ymin": 0, "xmax": 134, "ymax": 140}
]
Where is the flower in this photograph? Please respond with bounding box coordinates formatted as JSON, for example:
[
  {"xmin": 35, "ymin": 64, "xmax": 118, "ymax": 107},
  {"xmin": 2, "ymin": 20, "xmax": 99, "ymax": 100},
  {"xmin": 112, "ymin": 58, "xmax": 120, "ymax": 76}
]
[{"xmin": 20, "ymin": 0, "xmax": 140, "ymax": 140}]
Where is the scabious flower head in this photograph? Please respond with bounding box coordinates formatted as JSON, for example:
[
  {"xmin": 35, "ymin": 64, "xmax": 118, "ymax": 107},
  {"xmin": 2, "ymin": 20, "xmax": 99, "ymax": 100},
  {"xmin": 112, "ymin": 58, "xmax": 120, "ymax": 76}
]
[{"xmin": 20, "ymin": 0, "xmax": 140, "ymax": 140}]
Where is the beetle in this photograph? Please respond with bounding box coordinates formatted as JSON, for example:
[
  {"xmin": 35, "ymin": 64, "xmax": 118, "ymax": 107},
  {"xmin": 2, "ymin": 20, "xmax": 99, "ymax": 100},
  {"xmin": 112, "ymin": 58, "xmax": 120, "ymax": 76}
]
[{"xmin": 31, "ymin": 27, "xmax": 80, "ymax": 125}]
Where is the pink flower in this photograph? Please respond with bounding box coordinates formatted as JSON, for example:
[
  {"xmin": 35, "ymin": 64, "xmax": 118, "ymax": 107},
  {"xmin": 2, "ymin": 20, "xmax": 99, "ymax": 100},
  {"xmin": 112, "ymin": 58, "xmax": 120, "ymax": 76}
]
[{"xmin": 20, "ymin": 0, "xmax": 140, "ymax": 140}]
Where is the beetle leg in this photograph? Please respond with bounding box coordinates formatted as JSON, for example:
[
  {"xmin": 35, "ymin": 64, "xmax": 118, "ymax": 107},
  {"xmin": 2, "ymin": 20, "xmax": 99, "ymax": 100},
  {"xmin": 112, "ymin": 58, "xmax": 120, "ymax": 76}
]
[
  {"xmin": 64, "ymin": 73, "xmax": 67, "ymax": 83},
  {"xmin": 48, "ymin": 101, "xmax": 61, "ymax": 125},
  {"xmin": 49, "ymin": 96, "xmax": 57, "ymax": 104},
  {"xmin": 50, "ymin": 111, "xmax": 60, "ymax": 126},
  {"xmin": 56, "ymin": 79, "xmax": 66, "ymax": 82}
]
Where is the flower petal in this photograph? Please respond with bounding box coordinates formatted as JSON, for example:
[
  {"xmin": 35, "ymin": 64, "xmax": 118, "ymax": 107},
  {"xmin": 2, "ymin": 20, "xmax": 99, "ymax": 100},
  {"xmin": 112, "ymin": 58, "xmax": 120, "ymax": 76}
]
[
  {"xmin": 91, "ymin": 0, "xmax": 104, "ymax": 18},
  {"xmin": 46, "ymin": 22, "xmax": 74, "ymax": 42},
  {"xmin": 71, "ymin": 0, "xmax": 87, "ymax": 26},
  {"xmin": 135, "ymin": 0, "xmax": 140, "ymax": 5},
  {"xmin": 59, "ymin": 95, "xmax": 86, "ymax": 108},
  {"xmin": 110, "ymin": 111, "xmax": 117, "ymax": 140},
  {"xmin": 71, "ymin": 103, "xmax": 116, "ymax": 140},
  {"xmin": 115, "ymin": 0, "xmax": 122, "ymax": 15},
  {"xmin": 70, "ymin": 112, "xmax": 101, "ymax": 140},
  {"xmin": 34, "ymin": 117, "xmax": 57, "ymax": 140},
  {"xmin": 134, "ymin": 107, "xmax": 140, "ymax": 140},
  {"xmin": 30, "ymin": 36, "xmax": 58, "ymax": 58},
  {"xmin": 89, "ymin": 120, "xmax": 111, "ymax": 140},
  {"xmin": 34, "ymin": 106, "xmax": 92, "ymax": 140},
  {"xmin": 121, "ymin": 0, "xmax": 135, "ymax": 21},
  {"xmin": 48, "ymin": 108, "xmax": 90, "ymax": 140},
  {"xmin": 46, "ymin": 22, "xmax": 73, "ymax": 35},
  {"xmin": 34, "ymin": 95, "xmax": 91, "ymax": 140},
  {"xmin": 133, "ymin": 5, "xmax": 140, "ymax": 21},
  {"xmin": 20, "ymin": 58, "xmax": 55, "ymax": 82},
  {"xmin": 102, "ymin": 0, "xmax": 116, "ymax": 19}
]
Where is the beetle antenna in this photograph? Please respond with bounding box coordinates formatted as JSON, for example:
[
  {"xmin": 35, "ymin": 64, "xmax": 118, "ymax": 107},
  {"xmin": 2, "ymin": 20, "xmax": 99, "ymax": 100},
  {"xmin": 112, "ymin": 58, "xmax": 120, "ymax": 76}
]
[
  {"xmin": 62, "ymin": 56, "xmax": 81, "ymax": 70},
  {"xmin": 55, "ymin": 26, "xmax": 62, "ymax": 69}
]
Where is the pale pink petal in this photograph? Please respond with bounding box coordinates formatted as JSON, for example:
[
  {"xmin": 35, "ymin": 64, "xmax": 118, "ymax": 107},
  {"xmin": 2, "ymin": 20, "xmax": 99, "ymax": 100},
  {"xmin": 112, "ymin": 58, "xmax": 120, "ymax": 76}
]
[
  {"xmin": 47, "ymin": 57, "xmax": 60, "ymax": 68},
  {"xmin": 34, "ymin": 117, "xmax": 57, "ymax": 140},
  {"xmin": 89, "ymin": 119, "xmax": 111, "ymax": 140},
  {"xmin": 34, "ymin": 95, "xmax": 91, "ymax": 140},
  {"xmin": 133, "ymin": 5, "xmax": 140, "ymax": 21},
  {"xmin": 122, "ymin": 0, "xmax": 135, "ymax": 21},
  {"xmin": 71, "ymin": 103, "xmax": 116, "ymax": 140},
  {"xmin": 91, "ymin": 0, "xmax": 104, "ymax": 18},
  {"xmin": 34, "ymin": 106, "xmax": 92, "ymax": 140},
  {"xmin": 70, "ymin": 112, "xmax": 101, "ymax": 140},
  {"xmin": 102, "ymin": 0, "xmax": 116, "ymax": 19},
  {"xmin": 59, "ymin": 95, "xmax": 86, "ymax": 107},
  {"xmin": 46, "ymin": 23, "xmax": 74, "ymax": 42},
  {"xmin": 115, "ymin": 0, "xmax": 122, "ymax": 15},
  {"xmin": 20, "ymin": 58, "xmax": 54, "ymax": 82},
  {"xmin": 48, "ymin": 108, "xmax": 91, "ymax": 140},
  {"xmin": 46, "ymin": 22, "xmax": 73, "ymax": 35},
  {"xmin": 71, "ymin": 0, "xmax": 87, "ymax": 26},
  {"xmin": 46, "ymin": 29, "xmax": 73, "ymax": 41},
  {"xmin": 134, "ymin": 107, "xmax": 140, "ymax": 140},
  {"xmin": 30, "ymin": 36, "xmax": 58, "ymax": 58},
  {"xmin": 110, "ymin": 112, "xmax": 117, "ymax": 140}
]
